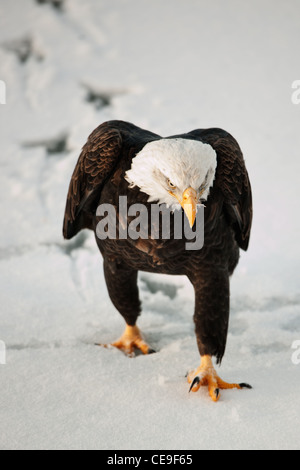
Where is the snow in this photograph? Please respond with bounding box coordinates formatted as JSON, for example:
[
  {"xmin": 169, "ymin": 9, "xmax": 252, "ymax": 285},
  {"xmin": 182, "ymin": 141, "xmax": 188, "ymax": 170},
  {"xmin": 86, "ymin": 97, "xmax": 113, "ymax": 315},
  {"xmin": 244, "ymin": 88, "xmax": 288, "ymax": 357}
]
[{"xmin": 0, "ymin": 0, "xmax": 300, "ymax": 450}]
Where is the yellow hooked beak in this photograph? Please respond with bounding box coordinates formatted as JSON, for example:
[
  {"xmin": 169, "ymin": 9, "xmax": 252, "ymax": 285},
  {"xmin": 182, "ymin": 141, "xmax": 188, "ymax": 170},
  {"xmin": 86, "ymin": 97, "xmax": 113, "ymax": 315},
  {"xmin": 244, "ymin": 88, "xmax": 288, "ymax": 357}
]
[
  {"xmin": 181, "ymin": 187, "xmax": 198, "ymax": 228},
  {"xmin": 170, "ymin": 188, "xmax": 198, "ymax": 228},
  {"xmin": 168, "ymin": 187, "xmax": 198, "ymax": 228}
]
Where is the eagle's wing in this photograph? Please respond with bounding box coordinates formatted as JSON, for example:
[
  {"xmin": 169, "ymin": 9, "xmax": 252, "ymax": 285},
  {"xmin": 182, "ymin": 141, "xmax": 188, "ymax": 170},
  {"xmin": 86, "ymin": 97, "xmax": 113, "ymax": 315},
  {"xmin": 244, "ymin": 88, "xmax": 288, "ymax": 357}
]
[
  {"xmin": 185, "ymin": 128, "xmax": 253, "ymax": 251},
  {"xmin": 63, "ymin": 120, "xmax": 160, "ymax": 239},
  {"xmin": 63, "ymin": 122, "xmax": 122, "ymax": 239}
]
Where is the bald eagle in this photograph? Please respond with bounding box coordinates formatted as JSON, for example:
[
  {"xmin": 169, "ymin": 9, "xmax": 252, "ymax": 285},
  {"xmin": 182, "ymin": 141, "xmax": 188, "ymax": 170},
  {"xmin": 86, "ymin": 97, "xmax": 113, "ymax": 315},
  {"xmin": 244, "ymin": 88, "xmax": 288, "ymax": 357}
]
[{"xmin": 63, "ymin": 120, "xmax": 252, "ymax": 401}]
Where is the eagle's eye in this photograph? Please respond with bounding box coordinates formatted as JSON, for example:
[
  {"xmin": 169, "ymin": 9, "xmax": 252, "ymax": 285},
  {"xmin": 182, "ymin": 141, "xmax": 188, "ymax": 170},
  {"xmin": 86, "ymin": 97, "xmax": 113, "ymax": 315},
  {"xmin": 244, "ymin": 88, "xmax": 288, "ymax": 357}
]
[{"xmin": 168, "ymin": 179, "xmax": 176, "ymax": 190}]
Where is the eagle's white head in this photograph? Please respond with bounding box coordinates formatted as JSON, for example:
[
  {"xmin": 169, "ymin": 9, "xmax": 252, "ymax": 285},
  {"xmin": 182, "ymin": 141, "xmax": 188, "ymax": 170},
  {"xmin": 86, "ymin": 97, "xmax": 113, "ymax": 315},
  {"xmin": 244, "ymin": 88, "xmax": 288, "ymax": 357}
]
[{"xmin": 125, "ymin": 138, "xmax": 217, "ymax": 227}]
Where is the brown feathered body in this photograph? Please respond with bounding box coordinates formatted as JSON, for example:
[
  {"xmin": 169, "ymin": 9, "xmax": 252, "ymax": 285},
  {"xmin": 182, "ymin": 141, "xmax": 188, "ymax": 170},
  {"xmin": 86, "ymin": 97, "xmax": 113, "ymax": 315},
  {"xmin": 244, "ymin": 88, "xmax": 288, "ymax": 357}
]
[{"xmin": 63, "ymin": 121, "xmax": 252, "ymax": 364}]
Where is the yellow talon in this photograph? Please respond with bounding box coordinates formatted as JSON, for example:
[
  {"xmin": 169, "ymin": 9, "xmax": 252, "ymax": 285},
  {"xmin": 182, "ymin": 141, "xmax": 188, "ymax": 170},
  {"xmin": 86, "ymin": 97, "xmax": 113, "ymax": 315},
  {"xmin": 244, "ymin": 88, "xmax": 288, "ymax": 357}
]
[
  {"xmin": 98, "ymin": 324, "xmax": 155, "ymax": 357},
  {"xmin": 187, "ymin": 355, "xmax": 251, "ymax": 402}
]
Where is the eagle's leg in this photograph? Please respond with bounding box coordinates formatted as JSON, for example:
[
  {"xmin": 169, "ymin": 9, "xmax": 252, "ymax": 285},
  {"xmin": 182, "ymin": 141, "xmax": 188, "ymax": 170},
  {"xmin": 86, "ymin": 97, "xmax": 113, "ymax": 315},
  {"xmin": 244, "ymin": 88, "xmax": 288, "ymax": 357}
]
[
  {"xmin": 99, "ymin": 258, "xmax": 155, "ymax": 356},
  {"xmin": 188, "ymin": 269, "xmax": 251, "ymax": 401},
  {"xmin": 187, "ymin": 355, "xmax": 251, "ymax": 402}
]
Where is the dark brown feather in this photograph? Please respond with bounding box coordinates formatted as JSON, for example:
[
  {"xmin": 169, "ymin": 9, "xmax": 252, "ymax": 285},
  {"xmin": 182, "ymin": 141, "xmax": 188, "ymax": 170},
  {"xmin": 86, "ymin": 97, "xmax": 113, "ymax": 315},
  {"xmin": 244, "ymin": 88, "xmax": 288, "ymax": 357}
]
[{"xmin": 63, "ymin": 124, "xmax": 122, "ymax": 239}]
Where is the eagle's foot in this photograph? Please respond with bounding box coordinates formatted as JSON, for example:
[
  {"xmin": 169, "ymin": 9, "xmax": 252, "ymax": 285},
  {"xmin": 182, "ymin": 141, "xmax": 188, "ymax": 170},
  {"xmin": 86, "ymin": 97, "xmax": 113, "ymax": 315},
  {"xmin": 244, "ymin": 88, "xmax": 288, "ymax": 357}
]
[
  {"xmin": 99, "ymin": 324, "xmax": 155, "ymax": 357},
  {"xmin": 187, "ymin": 355, "xmax": 251, "ymax": 402}
]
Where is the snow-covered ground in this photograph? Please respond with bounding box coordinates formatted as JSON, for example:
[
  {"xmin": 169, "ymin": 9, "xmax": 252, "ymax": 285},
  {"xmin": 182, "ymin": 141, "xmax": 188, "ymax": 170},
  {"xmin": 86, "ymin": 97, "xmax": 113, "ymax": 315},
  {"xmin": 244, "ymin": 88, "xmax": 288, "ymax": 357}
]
[{"xmin": 1, "ymin": 0, "xmax": 300, "ymax": 450}]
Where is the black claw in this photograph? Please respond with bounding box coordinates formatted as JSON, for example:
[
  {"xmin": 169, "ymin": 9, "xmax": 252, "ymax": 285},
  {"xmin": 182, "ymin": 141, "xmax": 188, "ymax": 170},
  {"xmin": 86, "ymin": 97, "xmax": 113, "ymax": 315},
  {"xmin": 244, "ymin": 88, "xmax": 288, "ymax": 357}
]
[
  {"xmin": 239, "ymin": 383, "xmax": 252, "ymax": 389},
  {"xmin": 215, "ymin": 388, "xmax": 220, "ymax": 398},
  {"xmin": 148, "ymin": 348, "xmax": 156, "ymax": 355},
  {"xmin": 189, "ymin": 376, "xmax": 200, "ymax": 393}
]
